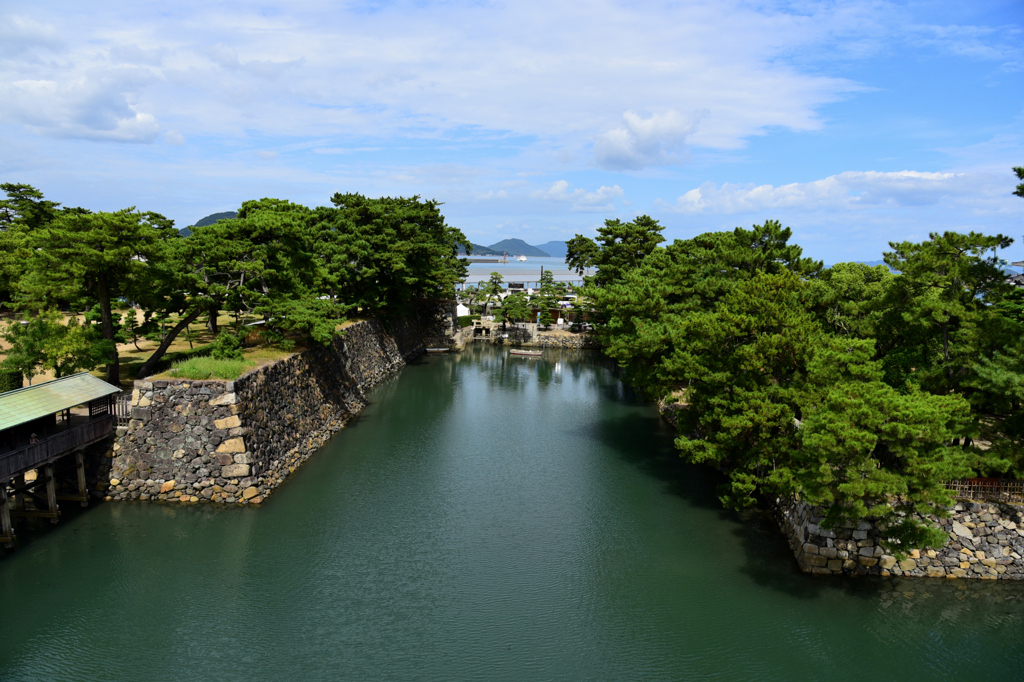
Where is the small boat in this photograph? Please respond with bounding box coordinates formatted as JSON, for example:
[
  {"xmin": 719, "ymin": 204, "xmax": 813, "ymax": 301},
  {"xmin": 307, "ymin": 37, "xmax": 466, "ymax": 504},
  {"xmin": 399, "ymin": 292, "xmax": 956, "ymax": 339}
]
[
  {"xmin": 510, "ymin": 348, "xmax": 542, "ymax": 357},
  {"xmin": 426, "ymin": 347, "xmax": 450, "ymax": 353},
  {"xmin": 517, "ymin": 254, "xmax": 528, "ymax": 262}
]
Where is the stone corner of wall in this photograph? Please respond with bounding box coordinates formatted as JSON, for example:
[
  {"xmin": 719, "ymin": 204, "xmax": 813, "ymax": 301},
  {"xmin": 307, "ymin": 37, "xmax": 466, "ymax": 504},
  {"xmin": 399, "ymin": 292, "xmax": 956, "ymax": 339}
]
[{"xmin": 775, "ymin": 495, "xmax": 1024, "ymax": 581}]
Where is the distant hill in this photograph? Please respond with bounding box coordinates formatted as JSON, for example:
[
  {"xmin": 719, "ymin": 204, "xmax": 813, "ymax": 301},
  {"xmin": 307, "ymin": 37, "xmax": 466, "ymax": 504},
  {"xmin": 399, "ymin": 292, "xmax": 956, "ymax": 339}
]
[
  {"xmin": 458, "ymin": 242, "xmax": 503, "ymax": 256},
  {"xmin": 179, "ymin": 211, "xmax": 237, "ymax": 237},
  {"xmin": 488, "ymin": 239, "xmax": 550, "ymax": 257},
  {"xmin": 533, "ymin": 241, "xmax": 567, "ymax": 258}
]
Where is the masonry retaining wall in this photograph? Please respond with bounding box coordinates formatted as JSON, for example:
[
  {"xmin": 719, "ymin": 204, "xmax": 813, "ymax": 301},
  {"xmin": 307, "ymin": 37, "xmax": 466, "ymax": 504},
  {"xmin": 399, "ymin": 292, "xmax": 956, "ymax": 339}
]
[
  {"xmin": 108, "ymin": 309, "xmax": 453, "ymax": 506},
  {"xmin": 780, "ymin": 498, "xmax": 1024, "ymax": 580}
]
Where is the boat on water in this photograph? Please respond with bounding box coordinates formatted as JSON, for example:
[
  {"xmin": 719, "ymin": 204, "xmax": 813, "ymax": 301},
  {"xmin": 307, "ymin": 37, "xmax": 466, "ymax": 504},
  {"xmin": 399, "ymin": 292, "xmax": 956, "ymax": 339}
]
[
  {"xmin": 517, "ymin": 254, "xmax": 528, "ymax": 262},
  {"xmin": 426, "ymin": 347, "xmax": 450, "ymax": 353},
  {"xmin": 509, "ymin": 348, "xmax": 542, "ymax": 357}
]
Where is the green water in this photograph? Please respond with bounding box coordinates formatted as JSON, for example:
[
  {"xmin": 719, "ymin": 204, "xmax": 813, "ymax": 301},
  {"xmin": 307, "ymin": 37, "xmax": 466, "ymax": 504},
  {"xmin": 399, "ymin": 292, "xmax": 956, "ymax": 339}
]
[{"xmin": 2, "ymin": 346, "xmax": 1023, "ymax": 680}]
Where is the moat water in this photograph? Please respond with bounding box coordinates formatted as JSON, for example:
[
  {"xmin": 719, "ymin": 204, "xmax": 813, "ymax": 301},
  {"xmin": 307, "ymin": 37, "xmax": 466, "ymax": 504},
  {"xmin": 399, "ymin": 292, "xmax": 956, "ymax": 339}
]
[{"xmin": 2, "ymin": 346, "xmax": 1023, "ymax": 680}]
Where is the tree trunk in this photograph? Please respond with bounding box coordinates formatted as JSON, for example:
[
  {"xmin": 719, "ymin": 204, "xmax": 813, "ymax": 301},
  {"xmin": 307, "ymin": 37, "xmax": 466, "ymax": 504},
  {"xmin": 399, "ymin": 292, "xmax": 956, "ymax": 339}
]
[
  {"xmin": 96, "ymin": 276, "xmax": 120, "ymax": 386},
  {"xmin": 208, "ymin": 305, "xmax": 219, "ymax": 335},
  {"xmin": 136, "ymin": 307, "xmax": 206, "ymax": 379}
]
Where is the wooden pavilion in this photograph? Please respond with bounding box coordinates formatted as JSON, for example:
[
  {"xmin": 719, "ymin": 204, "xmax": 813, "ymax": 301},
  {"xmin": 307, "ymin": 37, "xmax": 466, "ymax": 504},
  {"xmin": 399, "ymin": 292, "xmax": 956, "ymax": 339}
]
[{"xmin": 0, "ymin": 373, "xmax": 120, "ymax": 547}]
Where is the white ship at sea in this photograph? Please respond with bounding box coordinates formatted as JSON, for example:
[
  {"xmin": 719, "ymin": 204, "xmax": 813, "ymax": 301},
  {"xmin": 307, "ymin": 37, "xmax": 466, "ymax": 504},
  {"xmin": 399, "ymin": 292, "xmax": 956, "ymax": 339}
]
[{"xmin": 517, "ymin": 254, "xmax": 528, "ymax": 261}]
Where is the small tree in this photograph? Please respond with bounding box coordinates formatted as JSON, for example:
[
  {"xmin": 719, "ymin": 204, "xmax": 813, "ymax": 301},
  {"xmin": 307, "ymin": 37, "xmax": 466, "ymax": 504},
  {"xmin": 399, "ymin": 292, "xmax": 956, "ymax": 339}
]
[
  {"xmin": 533, "ymin": 270, "xmax": 564, "ymax": 326},
  {"xmin": 480, "ymin": 272, "xmax": 504, "ymax": 316},
  {"xmin": 497, "ymin": 291, "xmax": 531, "ymax": 326},
  {"xmin": 0, "ymin": 310, "xmax": 109, "ymax": 383}
]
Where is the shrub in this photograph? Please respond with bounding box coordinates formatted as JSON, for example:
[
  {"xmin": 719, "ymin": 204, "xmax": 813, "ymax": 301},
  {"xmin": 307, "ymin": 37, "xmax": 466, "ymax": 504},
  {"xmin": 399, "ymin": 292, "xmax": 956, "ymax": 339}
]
[
  {"xmin": 457, "ymin": 315, "xmax": 481, "ymax": 328},
  {"xmin": 168, "ymin": 357, "xmax": 255, "ymax": 380},
  {"xmin": 209, "ymin": 331, "xmax": 244, "ymax": 361},
  {"xmin": 0, "ymin": 369, "xmax": 23, "ymax": 393}
]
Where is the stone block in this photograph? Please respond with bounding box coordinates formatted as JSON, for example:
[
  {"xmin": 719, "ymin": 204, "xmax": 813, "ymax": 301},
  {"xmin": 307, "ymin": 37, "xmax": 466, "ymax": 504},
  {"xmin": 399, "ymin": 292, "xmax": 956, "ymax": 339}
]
[
  {"xmin": 819, "ymin": 547, "xmax": 838, "ymax": 559},
  {"xmin": 879, "ymin": 555, "xmax": 896, "ymax": 570},
  {"xmin": 951, "ymin": 521, "xmax": 974, "ymax": 539},
  {"xmin": 899, "ymin": 558, "xmax": 917, "ymax": 572},
  {"xmin": 859, "ymin": 556, "xmax": 878, "ymax": 567},
  {"xmin": 802, "ymin": 543, "xmax": 819, "ymax": 555},
  {"xmin": 803, "ymin": 555, "xmax": 828, "ymax": 568},
  {"xmin": 209, "ymin": 392, "xmax": 237, "ymax": 407},
  {"xmin": 858, "ymin": 546, "xmax": 875, "ymax": 557},
  {"xmin": 857, "ymin": 538, "xmax": 874, "ymax": 548},
  {"xmin": 216, "ymin": 437, "xmax": 246, "ymax": 453},
  {"xmin": 214, "ymin": 415, "xmax": 242, "ymax": 430},
  {"xmin": 842, "ymin": 559, "xmax": 857, "ymax": 570},
  {"xmin": 233, "ymin": 452, "xmax": 254, "ymax": 465},
  {"xmin": 852, "ymin": 530, "xmax": 867, "ymax": 540},
  {"xmin": 926, "ymin": 566, "xmax": 946, "ymax": 578},
  {"xmin": 160, "ymin": 481, "xmax": 175, "ymax": 493},
  {"xmin": 242, "ymin": 486, "xmax": 259, "ymax": 500},
  {"xmin": 131, "ymin": 407, "xmax": 152, "ymax": 422},
  {"xmin": 827, "ymin": 559, "xmax": 843, "ymax": 571},
  {"xmin": 222, "ymin": 464, "xmax": 250, "ymax": 478}
]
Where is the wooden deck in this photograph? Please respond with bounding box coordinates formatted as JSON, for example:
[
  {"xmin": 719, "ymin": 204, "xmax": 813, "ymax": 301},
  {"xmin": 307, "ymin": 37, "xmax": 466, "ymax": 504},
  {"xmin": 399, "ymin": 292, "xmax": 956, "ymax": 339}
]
[
  {"xmin": 0, "ymin": 415, "xmax": 114, "ymax": 547},
  {"xmin": 0, "ymin": 415, "xmax": 115, "ymax": 484}
]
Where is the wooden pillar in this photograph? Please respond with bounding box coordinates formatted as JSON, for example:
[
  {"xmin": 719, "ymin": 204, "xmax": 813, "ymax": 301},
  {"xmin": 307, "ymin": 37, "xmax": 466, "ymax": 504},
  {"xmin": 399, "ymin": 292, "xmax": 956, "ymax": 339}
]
[
  {"xmin": 44, "ymin": 464, "xmax": 58, "ymax": 524},
  {"xmin": 0, "ymin": 484, "xmax": 13, "ymax": 548},
  {"xmin": 14, "ymin": 473, "xmax": 25, "ymax": 511},
  {"xmin": 75, "ymin": 450, "xmax": 88, "ymax": 507}
]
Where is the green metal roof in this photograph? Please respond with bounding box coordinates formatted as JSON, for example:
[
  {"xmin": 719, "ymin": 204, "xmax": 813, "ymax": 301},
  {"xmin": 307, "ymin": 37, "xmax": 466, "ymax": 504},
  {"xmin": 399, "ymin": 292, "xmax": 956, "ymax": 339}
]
[{"xmin": 0, "ymin": 372, "xmax": 121, "ymax": 431}]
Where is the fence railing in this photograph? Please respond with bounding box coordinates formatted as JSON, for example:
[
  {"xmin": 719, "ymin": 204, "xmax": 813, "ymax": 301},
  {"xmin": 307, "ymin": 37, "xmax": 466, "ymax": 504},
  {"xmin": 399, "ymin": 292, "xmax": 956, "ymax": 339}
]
[
  {"xmin": 945, "ymin": 479, "xmax": 1024, "ymax": 505},
  {"xmin": 114, "ymin": 390, "xmax": 133, "ymax": 426},
  {"xmin": 0, "ymin": 415, "xmax": 115, "ymax": 482}
]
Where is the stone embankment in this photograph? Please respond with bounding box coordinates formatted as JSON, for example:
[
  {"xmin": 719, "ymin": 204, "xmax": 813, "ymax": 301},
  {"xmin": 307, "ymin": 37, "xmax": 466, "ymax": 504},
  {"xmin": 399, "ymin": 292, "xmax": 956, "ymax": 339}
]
[
  {"xmin": 658, "ymin": 399, "xmax": 1024, "ymax": 581},
  {"xmin": 781, "ymin": 499, "xmax": 1024, "ymax": 580},
  {"xmin": 107, "ymin": 310, "xmax": 453, "ymax": 506},
  {"xmin": 531, "ymin": 333, "xmax": 599, "ymax": 349}
]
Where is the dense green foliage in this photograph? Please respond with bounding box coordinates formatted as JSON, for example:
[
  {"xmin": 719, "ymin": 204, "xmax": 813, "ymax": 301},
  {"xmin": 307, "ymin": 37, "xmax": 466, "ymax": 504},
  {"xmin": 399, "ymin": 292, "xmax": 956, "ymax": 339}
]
[
  {"xmin": 0, "ymin": 369, "xmax": 24, "ymax": 393},
  {"xmin": 1, "ymin": 309, "xmax": 111, "ymax": 384},
  {"xmin": 1, "ymin": 185, "xmax": 468, "ymax": 384},
  {"xmin": 581, "ymin": 172, "xmax": 1024, "ymax": 547}
]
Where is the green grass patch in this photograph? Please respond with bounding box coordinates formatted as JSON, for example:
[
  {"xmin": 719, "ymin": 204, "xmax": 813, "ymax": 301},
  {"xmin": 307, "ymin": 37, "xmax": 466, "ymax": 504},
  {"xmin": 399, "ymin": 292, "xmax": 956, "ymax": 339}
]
[
  {"xmin": 458, "ymin": 315, "xmax": 481, "ymax": 328},
  {"xmin": 168, "ymin": 356, "xmax": 256, "ymax": 380}
]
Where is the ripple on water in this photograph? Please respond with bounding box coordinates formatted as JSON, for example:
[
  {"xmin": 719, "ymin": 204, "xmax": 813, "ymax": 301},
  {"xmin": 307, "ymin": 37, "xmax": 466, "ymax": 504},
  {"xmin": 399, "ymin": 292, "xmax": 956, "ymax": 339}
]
[{"xmin": 2, "ymin": 347, "xmax": 1024, "ymax": 680}]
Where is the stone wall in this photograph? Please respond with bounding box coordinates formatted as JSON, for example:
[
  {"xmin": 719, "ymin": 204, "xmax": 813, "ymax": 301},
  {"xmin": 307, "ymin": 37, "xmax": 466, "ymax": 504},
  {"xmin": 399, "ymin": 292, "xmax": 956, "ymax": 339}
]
[
  {"xmin": 477, "ymin": 325, "xmax": 599, "ymax": 349},
  {"xmin": 658, "ymin": 400, "xmax": 1024, "ymax": 581},
  {"xmin": 780, "ymin": 498, "xmax": 1024, "ymax": 580},
  {"xmin": 109, "ymin": 313, "xmax": 444, "ymax": 506},
  {"xmin": 532, "ymin": 333, "xmax": 599, "ymax": 349}
]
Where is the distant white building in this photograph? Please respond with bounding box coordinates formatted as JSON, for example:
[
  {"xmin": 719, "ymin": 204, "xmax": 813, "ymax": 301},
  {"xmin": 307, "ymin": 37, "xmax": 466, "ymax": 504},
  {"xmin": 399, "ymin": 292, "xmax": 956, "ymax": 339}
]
[{"xmin": 456, "ymin": 303, "xmax": 471, "ymax": 317}]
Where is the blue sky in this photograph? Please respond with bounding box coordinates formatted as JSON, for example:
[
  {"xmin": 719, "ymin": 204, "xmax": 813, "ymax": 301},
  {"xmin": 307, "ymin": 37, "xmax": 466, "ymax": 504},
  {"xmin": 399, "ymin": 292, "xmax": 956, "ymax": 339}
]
[{"xmin": 1, "ymin": 0, "xmax": 1022, "ymax": 262}]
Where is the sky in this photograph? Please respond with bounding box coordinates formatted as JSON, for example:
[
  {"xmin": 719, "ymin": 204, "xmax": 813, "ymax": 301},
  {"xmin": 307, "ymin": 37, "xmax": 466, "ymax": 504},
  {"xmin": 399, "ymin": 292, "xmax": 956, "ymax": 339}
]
[{"xmin": 1, "ymin": 0, "xmax": 1022, "ymax": 263}]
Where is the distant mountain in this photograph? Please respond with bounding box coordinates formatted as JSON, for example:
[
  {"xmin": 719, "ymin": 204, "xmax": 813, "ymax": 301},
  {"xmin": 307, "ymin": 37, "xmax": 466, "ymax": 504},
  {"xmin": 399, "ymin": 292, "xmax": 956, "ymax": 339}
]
[
  {"xmin": 533, "ymin": 240, "xmax": 567, "ymax": 258},
  {"xmin": 487, "ymin": 239, "xmax": 550, "ymax": 257},
  {"xmin": 196, "ymin": 211, "xmax": 236, "ymax": 227},
  {"xmin": 458, "ymin": 242, "xmax": 503, "ymax": 256},
  {"xmin": 179, "ymin": 211, "xmax": 237, "ymax": 237}
]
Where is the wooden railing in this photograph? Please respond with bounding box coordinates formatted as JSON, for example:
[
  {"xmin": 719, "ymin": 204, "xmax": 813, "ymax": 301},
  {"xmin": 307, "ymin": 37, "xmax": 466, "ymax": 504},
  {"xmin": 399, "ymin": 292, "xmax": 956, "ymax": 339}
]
[
  {"xmin": 945, "ymin": 479, "xmax": 1024, "ymax": 505},
  {"xmin": 0, "ymin": 415, "xmax": 115, "ymax": 482},
  {"xmin": 114, "ymin": 390, "xmax": 133, "ymax": 426}
]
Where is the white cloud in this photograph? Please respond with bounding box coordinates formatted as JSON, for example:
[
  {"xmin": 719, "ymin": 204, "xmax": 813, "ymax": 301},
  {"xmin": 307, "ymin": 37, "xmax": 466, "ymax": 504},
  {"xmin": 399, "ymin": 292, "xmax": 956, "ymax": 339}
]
[
  {"xmin": 531, "ymin": 180, "xmax": 623, "ymax": 212},
  {"xmin": 594, "ymin": 110, "xmax": 702, "ymax": 170},
  {"xmin": 0, "ymin": 1, "xmax": 865, "ymax": 149},
  {"xmin": 672, "ymin": 170, "xmax": 1015, "ymax": 215},
  {"xmin": 164, "ymin": 129, "xmax": 185, "ymax": 144}
]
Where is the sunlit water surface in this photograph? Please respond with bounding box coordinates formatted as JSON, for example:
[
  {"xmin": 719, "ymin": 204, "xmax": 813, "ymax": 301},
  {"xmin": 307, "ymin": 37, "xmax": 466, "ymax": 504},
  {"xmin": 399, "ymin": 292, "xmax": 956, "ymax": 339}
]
[{"xmin": 2, "ymin": 346, "xmax": 1023, "ymax": 680}]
